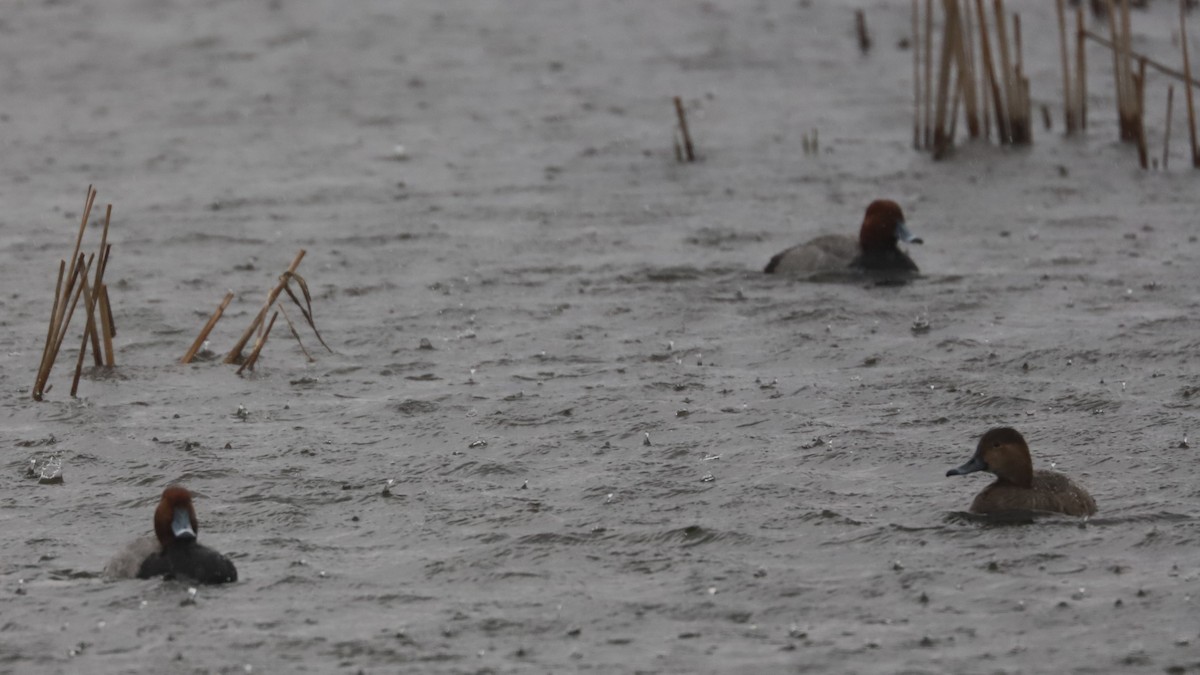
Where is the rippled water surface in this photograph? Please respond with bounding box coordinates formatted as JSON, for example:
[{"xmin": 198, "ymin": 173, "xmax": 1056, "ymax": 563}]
[{"xmin": 2, "ymin": 1, "xmax": 1199, "ymax": 673}]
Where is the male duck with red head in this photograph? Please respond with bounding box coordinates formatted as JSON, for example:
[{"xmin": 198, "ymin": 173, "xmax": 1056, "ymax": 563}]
[
  {"xmin": 764, "ymin": 199, "xmax": 922, "ymax": 280},
  {"xmin": 946, "ymin": 427, "xmax": 1097, "ymax": 517},
  {"xmin": 104, "ymin": 486, "xmax": 238, "ymax": 584}
]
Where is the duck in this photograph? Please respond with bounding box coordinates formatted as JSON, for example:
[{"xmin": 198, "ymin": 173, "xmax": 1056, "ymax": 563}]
[
  {"xmin": 104, "ymin": 486, "xmax": 238, "ymax": 584},
  {"xmin": 764, "ymin": 199, "xmax": 922, "ymax": 280},
  {"xmin": 946, "ymin": 427, "xmax": 1097, "ymax": 517}
]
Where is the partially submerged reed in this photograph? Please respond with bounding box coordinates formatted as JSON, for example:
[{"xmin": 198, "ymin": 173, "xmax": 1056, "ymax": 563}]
[
  {"xmin": 181, "ymin": 249, "xmax": 330, "ymax": 372},
  {"xmin": 32, "ymin": 186, "xmax": 118, "ymax": 401}
]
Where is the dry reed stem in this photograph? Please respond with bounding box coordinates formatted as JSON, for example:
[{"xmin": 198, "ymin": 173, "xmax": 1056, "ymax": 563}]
[
  {"xmin": 33, "ymin": 260, "xmax": 66, "ymax": 400},
  {"xmin": 933, "ymin": 0, "xmax": 958, "ymax": 157},
  {"xmin": 993, "ymin": 0, "xmax": 1016, "ymax": 139},
  {"xmin": 1135, "ymin": 58, "xmax": 1149, "ymax": 168},
  {"xmin": 279, "ymin": 273, "xmax": 333, "ymax": 354},
  {"xmin": 1012, "ymin": 13, "xmax": 1031, "ymax": 143},
  {"xmin": 71, "ymin": 270, "xmax": 104, "ymax": 396},
  {"xmin": 224, "ymin": 249, "xmax": 306, "ymax": 363},
  {"xmin": 1165, "ymin": 84, "xmax": 1175, "ymax": 168},
  {"xmin": 1077, "ymin": 4, "xmax": 1089, "ymax": 129},
  {"xmin": 278, "ymin": 303, "xmax": 315, "ymax": 362},
  {"xmin": 47, "ymin": 254, "xmax": 91, "ymax": 397},
  {"xmin": 975, "ymin": 0, "xmax": 1008, "ymax": 142},
  {"xmin": 1183, "ymin": 0, "xmax": 1199, "ymax": 165},
  {"xmin": 913, "ymin": 0, "xmax": 922, "ymax": 148},
  {"xmin": 673, "ymin": 97, "xmax": 695, "ymax": 162},
  {"xmin": 98, "ymin": 284, "xmax": 114, "ymax": 366},
  {"xmin": 950, "ymin": 0, "xmax": 980, "ymax": 137},
  {"xmin": 181, "ymin": 291, "xmax": 235, "ymax": 364},
  {"xmin": 1113, "ymin": 0, "xmax": 1132, "ymax": 139},
  {"xmin": 237, "ymin": 311, "xmax": 279, "ymax": 375},
  {"xmin": 37, "ymin": 188, "xmax": 97, "ymax": 396},
  {"xmin": 1057, "ymin": 0, "xmax": 1075, "ymax": 132},
  {"xmin": 925, "ymin": 0, "xmax": 934, "ymax": 147}
]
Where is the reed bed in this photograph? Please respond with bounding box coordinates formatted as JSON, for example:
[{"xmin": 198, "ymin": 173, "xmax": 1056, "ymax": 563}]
[
  {"xmin": 912, "ymin": 0, "xmax": 1198, "ymax": 169},
  {"xmin": 32, "ymin": 186, "xmax": 118, "ymax": 401}
]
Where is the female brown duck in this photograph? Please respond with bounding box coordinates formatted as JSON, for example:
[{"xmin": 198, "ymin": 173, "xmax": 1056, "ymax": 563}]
[{"xmin": 946, "ymin": 427, "xmax": 1097, "ymax": 517}]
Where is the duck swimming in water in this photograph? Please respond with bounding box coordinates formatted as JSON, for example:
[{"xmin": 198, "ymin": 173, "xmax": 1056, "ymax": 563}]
[
  {"xmin": 764, "ymin": 199, "xmax": 922, "ymax": 280},
  {"xmin": 104, "ymin": 486, "xmax": 238, "ymax": 584},
  {"xmin": 946, "ymin": 427, "xmax": 1097, "ymax": 517}
]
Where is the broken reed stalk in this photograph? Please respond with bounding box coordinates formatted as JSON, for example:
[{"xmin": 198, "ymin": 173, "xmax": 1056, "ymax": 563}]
[
  {"xmin": 1183, "ymin": 0, "xmax": 1200, "ymax": 166},
  {"xmin": 1164, "ymin": 84, "xmax": 1175, "ymax": 169},
  {"xmin": 1056, "ymin": 0, "xmax": 1076, "ymax": 133},
  {"xmin": 224, "ymin": 250, "xmax": 306, "ymax": 364},
  {"xmin": 278, "ymin": 304, "xmax": 314, "ymax": 362},
  {"xmin": 910, "ymin": 3, "xmax": 920, "ymax": 144},
  {"xmin": 673, "ymin": 97, "xmax": 696, "ymax": 162},
  {"xmin": 855, "ymin": 9, "xmax": 871, "ymax": 53},
  {"xmin": 1076, "ymin": 3, "xmax": 1089, "ymax": 130},
  {"xmin": 1081, "ymin": 31, "xmax": 1200, "ymax": 90},
  {"xmin": 84, "ymin": 204, "xmax": 114, "ymax": 368},
  {"xmin": 993, "ymin": 0, "xmax": 1016, "ymax": 140},
  {"xmin": 181, "ymin": 291, "xmax": 235, "ymax": 364},
  {"xmin": 236, "ymin": 311, "xmax": 279, "ymax": 375}
]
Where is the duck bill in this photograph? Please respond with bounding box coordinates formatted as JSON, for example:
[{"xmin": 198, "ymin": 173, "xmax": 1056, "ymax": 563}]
[
  {"xmin": 946, "ymin": 455, "xmax": 987, "ymax": 477},
  {"xmin": 172, "ymin": 507, "xmax": 196, "ymax": 542},
  {"xmin": 896, "ymin": 220, "xmax": 923, "ymax": 245}
]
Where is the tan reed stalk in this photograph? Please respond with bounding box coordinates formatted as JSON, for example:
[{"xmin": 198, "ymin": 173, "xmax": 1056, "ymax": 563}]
[
  {"xmin": 1077, "ymin": 3, "xmax": 1088, "ymax": 130},
  {"xmin": 99, "ymin": 245, "xmax": 115, "ymax": 337},
  {"xmin": 33, "ymin": 260, "xmax": 66, "ymax": 400},
  {"xmin": 98, "ymin": 284, "xmax": 114, "ymax": 366},
  {"xmin": 1013, "ymin": 13, "xmax": 1031, "ymax": 143},
  {"xmin": 1113, "ymin": 0, "xmax": 1132, "ymax": 139},
  {"xmin": 950, "ymin": 0, "xmax": 980, "ymax": 137},
  {"xmin": 181, "ymin": 291, "xmax": 235, "ymax": 364},
  {"xmin": 224, "ymin": 249, "xmax": 306, "ymax": 364},
  {"xmin": 237, "ymin": 311, "xmax": 279, "ymax": 375},
  {"xmin": 975, "ymin": 0, "xmax": 1008, "ymax": 142},
  {"xmin": 933, "ymin": 0, "xmax": 959, "ymax": 157},
  {"xmin": 925, "ymin": 0, "xmax": 934, "ymax": 148},
  {"xmin": 84, "ymin": 204, "xmax": 113, "ymax": 367},
  {"xmin": 949, "ymin": 66, "xmax": 963, "ymax": 143},
  {"xmin": 277, "ymin": 304, "xmax": 315, "ymax": 362},
  {"xmin": 1164, "ymin": 84, "xmax": 1175, "ymax": 169},
  {"xmin": 1056, "ymin": 0, "xmax": 1075, "ymax": 132},
  {"xmin": 71, "ymin": 271, "xmax": 104, "ymax": 396},
  {"xmin": 42, "ymin": 188, "xmax": 98, "ymax": 376},
  {"xmin": 1183, "ymin": 0, "xmax": 1199, "ymax": 166},
  {"xmin": 1135, "ymin": 58, "xmax": 1149, "ymax": 168},
  {"xmin": 913, "ymin": 0, "xmax": 922, "ymax": 148},
  {"xmin": 45, "ymin": 254, "xmax": 91, "ymax": 396},
  {"xmin": 993, "ymin": 1, "xmax": 1014, "ymax": 125},
  {"xmin": 1104, "ymin": 0, "xmax": 1129, "ymax": 139},
  {"xmin": 963, "ymin": 0, "xmax": 984, "ymax": 138},
  {"xmin": 673, "ymin": 97, "xmax": 695, "ymax": 162},
  {"xmin": 279, "ymin": 274, "xmax": 333, "ymax": 354}
]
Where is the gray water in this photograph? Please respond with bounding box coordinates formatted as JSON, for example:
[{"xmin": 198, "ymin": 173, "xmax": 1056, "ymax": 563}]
[{"xmin": 2, "ymin": 1, "xmax": 1199, "ymax": 673}]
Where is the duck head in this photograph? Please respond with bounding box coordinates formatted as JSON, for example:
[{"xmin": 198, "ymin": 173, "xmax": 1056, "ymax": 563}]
[
  {"xmin": 154, "ymin": 485, "xmax": 200, "ymax": 546},
  {"xmin": 946, "ymin": 427, "xmax": 1034, "ymax": 488},
  {"xmin": 859, "ymin": 199, "xmax": 922, "ymax": 253}
]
